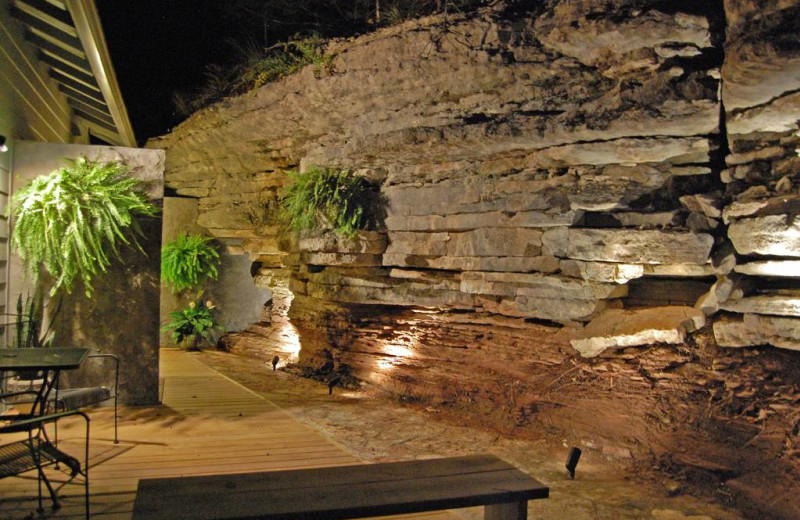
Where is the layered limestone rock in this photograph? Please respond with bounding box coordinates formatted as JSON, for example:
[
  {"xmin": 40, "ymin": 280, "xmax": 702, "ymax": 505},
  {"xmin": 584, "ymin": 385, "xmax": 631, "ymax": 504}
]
[
  {"xmin": 150, "ymin": 1, "xmax": 726, "ymax": 328},
  {"xmin": 714, "ymin": 314, "xmax": 800, "ymax": 350},
  {"xmin": 712, "ymin": 0, "xmax": 800, "ymax": 353}
]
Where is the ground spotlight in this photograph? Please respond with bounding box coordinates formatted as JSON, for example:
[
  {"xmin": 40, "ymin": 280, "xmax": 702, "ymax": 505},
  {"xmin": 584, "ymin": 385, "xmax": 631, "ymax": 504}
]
[{"xmin": 566, "ymin": 447, "xmax": 582, "ymax": 479}]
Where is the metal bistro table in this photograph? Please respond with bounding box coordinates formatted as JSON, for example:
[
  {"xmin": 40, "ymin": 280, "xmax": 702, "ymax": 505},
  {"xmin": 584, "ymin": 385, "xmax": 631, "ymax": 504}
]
[
  {"xmin": 1, "ymin": 347, "xmax": 90, "ymax": 511},
  {"xmin": 1, "ymin": 348, "xmax": 90, "ymax": 418}
]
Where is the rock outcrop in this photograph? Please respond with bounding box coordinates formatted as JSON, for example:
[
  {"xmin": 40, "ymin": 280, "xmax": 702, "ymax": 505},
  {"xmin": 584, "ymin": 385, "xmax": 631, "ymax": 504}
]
[{"xmin": 151, "ymin": 0, "xmax": 724, "ymax": 327}]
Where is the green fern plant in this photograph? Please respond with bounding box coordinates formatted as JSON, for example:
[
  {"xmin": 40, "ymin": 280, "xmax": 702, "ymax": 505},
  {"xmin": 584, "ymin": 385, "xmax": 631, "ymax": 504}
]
[
  {"xmin": 161, "ymin": 233, "xmax": 221, "ymax": 293},
  {"xmin": 280, "ymin": 167, "xmax": 384, "ymax": 238},
  {"xmin": 11, "ymin": 157, "xmax": 158, "ymax": 297}
]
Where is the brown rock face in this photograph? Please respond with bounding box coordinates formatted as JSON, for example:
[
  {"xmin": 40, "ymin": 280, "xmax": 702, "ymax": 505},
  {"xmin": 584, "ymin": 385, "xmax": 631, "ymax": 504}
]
[{"xmin": 152, "ymin": 1, "xmax": 800, "ymax": 518}]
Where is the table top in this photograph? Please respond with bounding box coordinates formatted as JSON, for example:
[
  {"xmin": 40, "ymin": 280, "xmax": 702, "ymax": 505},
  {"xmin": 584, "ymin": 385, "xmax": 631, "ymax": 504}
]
[{"xmin": 0, "ymin": 348, "xmax": 89, "ymax": 371}]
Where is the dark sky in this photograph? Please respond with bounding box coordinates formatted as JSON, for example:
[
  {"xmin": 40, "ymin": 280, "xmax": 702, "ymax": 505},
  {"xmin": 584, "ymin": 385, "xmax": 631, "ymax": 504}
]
[{"xmin": 96, "ymin": 1, "xmax": 243, "ymax": 144}]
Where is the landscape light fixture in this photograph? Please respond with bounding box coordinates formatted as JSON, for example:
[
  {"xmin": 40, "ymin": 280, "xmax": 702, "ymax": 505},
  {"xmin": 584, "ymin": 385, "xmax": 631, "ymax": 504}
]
[
  {"xmin": 0, "ymin": 135, "xmax": 7, "ymax": 152},
  {"xmin": 565, "ymin": 447, "xmax": 582, "ymax": 479}
]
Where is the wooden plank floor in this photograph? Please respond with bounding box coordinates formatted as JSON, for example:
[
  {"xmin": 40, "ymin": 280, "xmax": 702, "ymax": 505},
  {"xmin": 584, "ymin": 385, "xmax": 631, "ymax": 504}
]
[{"xmin": 1, "ymin": 349, "xmax": 454, "ymax": 520}]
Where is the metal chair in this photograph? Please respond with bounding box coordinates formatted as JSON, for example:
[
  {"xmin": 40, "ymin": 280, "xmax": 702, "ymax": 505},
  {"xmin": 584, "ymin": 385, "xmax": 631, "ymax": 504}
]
[
  {"xmin": 54, "ymin": 353, "xmax": 120, "ymax": 443},
  {"xmin": 2, "ymin": 353, "xmax": 119, "ymax": 443},
  {"xmin": 0, "ymin": 409, "xmax": 90, "ymax": 519}
]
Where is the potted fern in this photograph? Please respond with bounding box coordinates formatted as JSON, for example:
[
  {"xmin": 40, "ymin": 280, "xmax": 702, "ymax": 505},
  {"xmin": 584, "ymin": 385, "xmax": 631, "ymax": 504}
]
[
  {"xmin": 161, "ymin": 232, "xmax": 220, "ymax": 293},
  {"xmin": 160, "ymin": 232, "xmax": 222, "ymax": 349},
  {"xmin": 11, "ymin": 157, "xmax": 158, "ymax": 298}
]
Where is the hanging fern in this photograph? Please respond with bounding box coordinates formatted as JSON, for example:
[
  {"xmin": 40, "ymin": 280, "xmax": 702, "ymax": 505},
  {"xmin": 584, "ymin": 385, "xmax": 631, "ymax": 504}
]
[
  {"xmin": 280, "ymin": 167, "xmax": 384, "ymax": 237},
  {"xmin": 11, "ymin": 157, "xmax": 158, "ymax": 297},
  {"xmin": 161, "ymin": 233, "xmax": 220, "ymax": 293}
]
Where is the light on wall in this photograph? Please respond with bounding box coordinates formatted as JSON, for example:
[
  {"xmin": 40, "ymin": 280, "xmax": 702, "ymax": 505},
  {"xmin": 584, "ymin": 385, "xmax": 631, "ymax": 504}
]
[{"xmin": 0, "ymin": 135, "xmax": 7, "ymax": 152}]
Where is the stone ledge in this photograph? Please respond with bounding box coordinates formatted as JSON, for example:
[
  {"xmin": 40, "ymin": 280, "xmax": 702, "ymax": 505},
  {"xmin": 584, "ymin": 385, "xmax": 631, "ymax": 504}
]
[
  {"xmin": 385, "ymin": 209, "xmax": 581, "ymax": 231},
  {"xmin": 720, "ymin": 294, "xmax": 800, "ymax": 317},
  {"xmin": 460, "ymin": 272, "xmax": 627, "ymax": 300},
  {"xmin": 734, "ymin": 260, "xmax": 800, "ymax": 278},
  {"xmin": 728, "ymin": 215, "xmax": 800, "ymax": 257},
  {"xmin": 566, "ymin": 229, "xmax": 714, "ymax": 264},
  {"xmin": 385, "ymin": 229, "xmax": 544, "ymax": 257},
  {"xmin": 298, "ymin": 231, "xmax": 388, "ymax": 254},
  {"xmin": 382, "ymin": 253, "xmax": 560, "ymax": 273},
  {"xmin": 570, "ymin": 307, "xmax": 706, "ymax": 358},
  {"xmin": 714, "ymin": 314, "xmax": 800, "ymax": 351}
]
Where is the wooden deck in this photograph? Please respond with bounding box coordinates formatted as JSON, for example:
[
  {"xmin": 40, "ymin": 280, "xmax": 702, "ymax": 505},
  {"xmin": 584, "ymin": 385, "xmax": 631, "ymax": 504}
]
[{"xmin": 1, "ymin": 349, "xmax": 453, "ymax": 520}]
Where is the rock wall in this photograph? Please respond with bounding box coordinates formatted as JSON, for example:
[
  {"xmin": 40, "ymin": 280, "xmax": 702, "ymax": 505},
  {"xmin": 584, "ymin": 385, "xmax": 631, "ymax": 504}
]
[
  {"xmin": 150, "ymin": 1, "xmax": 800, "ymax": 517},
  {"xmin": 151, "ymin": 0, "xmax": 724, "ymax": 325},
  {"xmin": 712, "ymin": 0, "xmax": 800, "ymax": 350}
]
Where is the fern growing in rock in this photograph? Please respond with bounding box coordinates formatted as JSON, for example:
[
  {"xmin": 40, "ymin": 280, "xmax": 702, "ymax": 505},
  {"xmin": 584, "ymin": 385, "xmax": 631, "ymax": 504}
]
[
  {"xmin": 11, "ymin": 157, "xmax": 158, "ymax": 297},
  {"xmin": 280, "ymin": 167, "xmax": 384, "ymax": 238},
  {"xmin": 161, "ymin": 232, "xmax": 221, "ymax": 293}
]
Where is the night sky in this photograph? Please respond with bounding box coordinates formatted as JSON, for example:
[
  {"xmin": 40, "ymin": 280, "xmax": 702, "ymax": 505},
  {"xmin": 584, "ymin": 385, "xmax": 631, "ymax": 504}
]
[{"xmin": 96, "ymin": 1, "xmax": 244, "ymax": 144}]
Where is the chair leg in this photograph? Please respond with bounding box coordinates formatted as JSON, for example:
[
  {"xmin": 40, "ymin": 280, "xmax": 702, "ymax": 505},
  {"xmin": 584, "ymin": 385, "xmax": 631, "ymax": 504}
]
[
  {"xmin": 29, "ymin": 436, "xmax": 60, "ymax": 511},
  {"xmin": 83, "ymin": 416, "xmax": 91, "ymax": 520},
  {"xmin": 114, "ymin": 393, "xmax": 119, "ymax": 444}
]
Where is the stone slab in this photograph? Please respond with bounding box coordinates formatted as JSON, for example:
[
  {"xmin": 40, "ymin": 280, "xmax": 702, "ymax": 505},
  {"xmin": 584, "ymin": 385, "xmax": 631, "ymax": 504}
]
[
  {"xmin": 734, "ymin": 260, "xmax": 800, "ymax": 278},
  {"xmin": 720, "ymin": 294, "xmax": 800, "ymax": 317},
  {"xmin": 727, "ymin": 90, "xmax": 800, "ymax": 136},
  {"xmin": 298, "ymin": 231, "xmax": 388, "ymax": 254},
  {"xmin": 560, "ymin": 260, "xmax": 645, "ymax": 283},
  {"xmin": 459, "ymin": 272, "xmax": 627, "ymax": 300},
  {"xmin": 491, "ymin": 296, "xmax": 611, "ymax": 323},
  {"xmin": 385, "ymin": 209, "xmax": 581, "ymax": 231},
  {"xmin": 570, "ymin": 307, "xmax": 706, "ymax": 358},
  {"xmin": 728, "ymin": 215, "xmax": 800, "ymax": 257},
  {"xmin": 526, "ymin": 137, "xmax": 712, "ymax": 168},
  {"xmin": 713, "ymin": 314, "xmax": 800, "ymax": 351},
  {"xmin": 566, "ymin": 229, "xmax": 714, "ymax": 265},
  {"xmin": 386, "ymin": 229, "xmax": 543, "ymax": 257},
  {"xmin": 300, "ymin": 252, "xmax": 384, "ymax": 267},
  {"xmin": 642, "ymin": 264, "xmax": 717, "ymax": 277},
  {"xmin": 383, "ymin": 254, "xmax": 560, "ymax": 273}
]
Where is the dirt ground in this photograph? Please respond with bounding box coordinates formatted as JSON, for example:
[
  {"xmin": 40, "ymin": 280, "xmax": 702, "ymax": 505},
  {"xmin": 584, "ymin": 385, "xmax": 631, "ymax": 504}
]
[{"xmin": 194, "ymin": 348, "xmax": 749, "ymax": 520}]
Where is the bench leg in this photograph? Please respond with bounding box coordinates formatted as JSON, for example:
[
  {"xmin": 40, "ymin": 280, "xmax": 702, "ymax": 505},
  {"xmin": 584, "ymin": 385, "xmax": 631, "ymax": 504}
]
[{"xmin": 485, "ymin": 501, "xmax": 527, "ymax": 520}]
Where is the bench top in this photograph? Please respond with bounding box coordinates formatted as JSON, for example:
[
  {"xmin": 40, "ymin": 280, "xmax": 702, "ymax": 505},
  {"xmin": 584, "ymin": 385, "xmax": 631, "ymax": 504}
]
[{"xmin": 132, "ymin": 454, "xmax": 549, "ymax": 520}]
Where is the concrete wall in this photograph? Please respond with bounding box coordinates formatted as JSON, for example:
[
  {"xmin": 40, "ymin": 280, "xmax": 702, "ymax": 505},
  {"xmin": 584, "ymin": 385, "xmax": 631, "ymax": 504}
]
[
  {"xmin": 159, "ymin": 197, "xmax": 271, "ymax": 347},
  {"xmin": 9, "ymin": 141, "xmax": 165, "ymax": 405}
]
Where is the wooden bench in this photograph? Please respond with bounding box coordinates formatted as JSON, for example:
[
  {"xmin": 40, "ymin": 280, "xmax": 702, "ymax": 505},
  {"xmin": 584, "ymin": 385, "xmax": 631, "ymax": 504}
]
[{"xmin": 132, "ymin": 455, "xmax": 549, "ymax": 520}]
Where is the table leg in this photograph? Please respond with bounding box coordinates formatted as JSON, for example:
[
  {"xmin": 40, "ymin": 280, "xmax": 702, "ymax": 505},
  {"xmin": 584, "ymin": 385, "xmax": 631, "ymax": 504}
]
[{"xmin": 485, "ymin": 501, "xmax": 527, "ymax": 520}]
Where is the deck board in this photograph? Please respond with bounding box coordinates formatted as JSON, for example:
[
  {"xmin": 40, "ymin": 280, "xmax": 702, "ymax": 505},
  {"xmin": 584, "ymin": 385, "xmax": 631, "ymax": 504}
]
[{"xmin": 0, "ymin": 349, "xmax": 455, "ymax": 520}]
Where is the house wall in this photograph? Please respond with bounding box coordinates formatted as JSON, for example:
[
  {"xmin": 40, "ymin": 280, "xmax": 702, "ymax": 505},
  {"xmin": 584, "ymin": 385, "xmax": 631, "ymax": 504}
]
[
  {"xmin": 0, "ymin": 0, "xmax": 74, "ymax": 145},
  {"xmin": 0, "ymin": 0, "xmax": 78, "ymax": 324}
]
